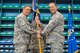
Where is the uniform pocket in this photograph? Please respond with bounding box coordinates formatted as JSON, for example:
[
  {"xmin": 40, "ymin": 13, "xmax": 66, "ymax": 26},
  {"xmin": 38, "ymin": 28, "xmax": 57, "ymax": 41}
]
[{"xmin": 48, "ymin": 32, "xmax": 65, "ymax": 44}]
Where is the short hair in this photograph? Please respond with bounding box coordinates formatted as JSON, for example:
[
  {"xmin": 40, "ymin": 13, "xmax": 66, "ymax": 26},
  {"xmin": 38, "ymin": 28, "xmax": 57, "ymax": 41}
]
[
  {"xmin": 49, "ymin": 2, "xmax": 57, "ymax": 6},
  {"xmin": 23, "ymin": 5, "xmax": 31, "ymax": 9}
]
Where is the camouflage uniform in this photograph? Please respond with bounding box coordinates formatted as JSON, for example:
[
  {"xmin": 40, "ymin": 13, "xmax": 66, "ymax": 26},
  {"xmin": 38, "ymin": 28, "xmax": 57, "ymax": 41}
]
[
  {"xmin": 13, "ymin": 13, "xmax": 37, "ymax": 53},
  {"xmin": 42, "ymin": 11, "xmax": 65, "ymax": 53},
  {"xmin": 29, "ymin": 21, "xmax": 46, "ymax": 53}
]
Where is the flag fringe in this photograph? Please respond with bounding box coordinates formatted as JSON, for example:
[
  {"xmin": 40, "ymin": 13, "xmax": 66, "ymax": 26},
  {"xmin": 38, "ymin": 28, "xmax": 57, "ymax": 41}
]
[{"xmin": 74, "ymin": 50, "xmax": 78, "ymax": 53}]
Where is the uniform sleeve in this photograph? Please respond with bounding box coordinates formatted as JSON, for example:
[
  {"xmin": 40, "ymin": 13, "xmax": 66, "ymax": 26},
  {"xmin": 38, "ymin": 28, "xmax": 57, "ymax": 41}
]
[
  {"xmin": 31, "ymin": 21, "xmax": 36, "ymax": 29},
  {"xmin": 17, "ymin": 17, "xmax": 37, "ymax": 34},
  {"xmin": 42, "ymin": 15, "xmax": 62, "ymax": 35},
  {"xmin": 40, "ymin": 23, "xmax": 46, "ymax": 29}
]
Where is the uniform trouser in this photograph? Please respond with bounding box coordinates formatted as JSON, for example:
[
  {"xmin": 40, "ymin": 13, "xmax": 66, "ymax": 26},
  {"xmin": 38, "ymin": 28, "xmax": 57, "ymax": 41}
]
[
  {"xmin": 46, "ymin": 34, "xmax": 65, "ymax": 53},
  {"xmin": 50, "ymin": 42, "xmax": 64, "ymax": 53},
  {"xmin": 14, "ymin": 44, "xmax": 29, "ymax": 53}
]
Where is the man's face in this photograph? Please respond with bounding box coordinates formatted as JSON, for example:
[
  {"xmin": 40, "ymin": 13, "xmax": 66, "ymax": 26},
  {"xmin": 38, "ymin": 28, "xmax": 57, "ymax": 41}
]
[
  {"xmin": 23, "ymin": 6, "xmax": 31, "ymax": 16},
  {"xmin": 49, "ymin": 3, "xmax": 57, "ymax": 14}
]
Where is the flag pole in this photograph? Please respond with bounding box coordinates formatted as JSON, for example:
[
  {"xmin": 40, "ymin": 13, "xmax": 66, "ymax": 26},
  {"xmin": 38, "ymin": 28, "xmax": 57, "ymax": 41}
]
[
  {"xmin": 68, "ymin": 5, "xmax": 71, "ymax": 39},
  {"xmin": 35, "ymin": 13, "xmax": 42, "ymax": 53}
]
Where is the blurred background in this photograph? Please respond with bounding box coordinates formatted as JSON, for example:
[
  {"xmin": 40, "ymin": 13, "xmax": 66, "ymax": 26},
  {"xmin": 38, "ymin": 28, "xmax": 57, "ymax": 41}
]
[{"xmin": 0, "ymin": 0, "xmax": 80, "ymax": 53}]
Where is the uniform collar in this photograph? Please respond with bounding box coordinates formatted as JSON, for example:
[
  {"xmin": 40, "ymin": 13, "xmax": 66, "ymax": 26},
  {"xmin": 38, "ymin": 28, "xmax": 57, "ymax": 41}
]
[
  {"xmin": 51, "ymin": 11, "xmax": 58, "ymax": 16},
  {"xmin": 21, "ymin": 12, "xmax": 27, "ymax": 18}
]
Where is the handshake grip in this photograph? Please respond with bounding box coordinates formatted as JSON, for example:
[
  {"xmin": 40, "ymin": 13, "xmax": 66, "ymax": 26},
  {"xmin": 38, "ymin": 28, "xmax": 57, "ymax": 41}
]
[{"xmin": 40, "ymin": 32, "xmax": 45, "ymax": 36}]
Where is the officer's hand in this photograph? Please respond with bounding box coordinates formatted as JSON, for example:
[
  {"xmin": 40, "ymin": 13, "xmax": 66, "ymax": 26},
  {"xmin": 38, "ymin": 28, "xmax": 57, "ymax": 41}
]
[
  {"xmin": 36, "ymin": 30, "xmax": 41, "ymax": 38},
  {"xmin": 40, "ymin": 32, "xmax": 44, "ymax": 36},
  {"xmin": 37, "ymin": 35, "xmax": 41, "ymax": 38},
  {"xmin": 31, "ymin": 28, "xmax": 37, "ymax": 34}
]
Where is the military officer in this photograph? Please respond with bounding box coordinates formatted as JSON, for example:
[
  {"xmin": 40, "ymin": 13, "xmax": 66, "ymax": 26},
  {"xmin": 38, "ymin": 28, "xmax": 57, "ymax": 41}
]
[
  {"xmin": 41, "ymin": 2, "xmax": 65, "ymax": 53},
  {"xmin": 13, "ymin": 6, "xmax": 37, "ymax": 53}
]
